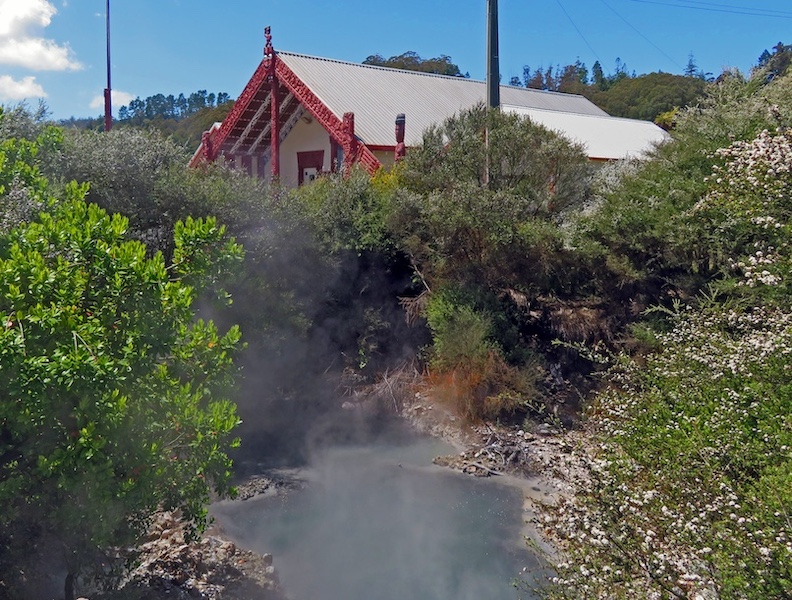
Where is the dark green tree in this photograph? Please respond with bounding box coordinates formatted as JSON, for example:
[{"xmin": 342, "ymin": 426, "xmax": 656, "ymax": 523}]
[
  {"xmin": 684, "ymin": 53, "xmax": 698, "ymax": 77},
  {"xmin": 756, "ymin": 41, "xmax": 792, "ymax": 79},
  {"xmin": 188, "ymin": 90, "xmax": 208, "ymax": 113},
  {"xmin": 363, "ymin": 51, "xmax": 465, "ymax": 76},
  {"xmin": 176, "ymin": 93, "xmax": 188, "ymax": 116},
  {"xmin": 523, "ymin": 65, "xmax": 545, "ymax": 89},
  {"xmin": 557, "ymin": 60, "xmax": 589, "ymax": 94},
  {"xmin": 591, "ymin": 60, "xmax": 606, "ymax": 90}
]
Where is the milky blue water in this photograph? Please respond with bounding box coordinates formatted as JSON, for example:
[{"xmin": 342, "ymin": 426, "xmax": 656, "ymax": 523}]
[{"xmin": 212, "ymin": 436, "xmax": 542, "ymax": 600}]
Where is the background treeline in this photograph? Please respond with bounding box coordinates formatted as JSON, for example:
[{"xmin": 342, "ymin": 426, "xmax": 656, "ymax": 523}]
[
  {"xmin": 514, "ymin": 58, "xmax": 708, "ymax": 124},
  {"xmin": 115, "ymin": 89, "xmax": 234, "ymax": 147},
  {"xmin": 363, "ymin": 51, "xmax": 469, "ymax": 77},
  {"xmin": 118, "ymin": 89, "xmax": 231, "ymax": 122},
  {"xmin": 60, "ymin": 89, "xmax": 234, "ymax": 148},
  {"xmin": 361, "ymin": 44, "xmax": 791, "ymax": 124}
]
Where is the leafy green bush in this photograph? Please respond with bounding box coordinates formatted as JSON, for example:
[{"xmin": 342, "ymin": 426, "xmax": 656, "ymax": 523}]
[
  {"xmin": 686, "ymin": 129, "xmax": 792, "ymax": 303},
  {"xmin": 0, "ymin": 124, "xmax": 244, "ymax": 596},
  {"xmin": 291, "ymin": 168, "xmax": 394, "ymax": 254},
  {"xmin": 401, "ymin": 104, "xmax": 591, "ymax": 215},
  {"xmin": 49, "ymin": 128, "xmax": 189, "ymax": 230},
  {"xmin": 425, "ymin": 289, "xmax": 495, "ymax": 370},
  {"xmin": 0, "ymin": 132, "xmax": 57, "ymax": 235},
  {"xmin": 423, "ymin": 287, "xmax": 545, "ymax": 421},
  {"xmin": 574, "ymin": 70, "xmax": 792, "ymax": 306}
]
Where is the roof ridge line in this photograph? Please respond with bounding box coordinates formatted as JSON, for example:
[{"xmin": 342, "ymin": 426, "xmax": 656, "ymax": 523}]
[
  {"xmin": 276, "ymin": 50, "xmax": 478, "ymax": 83},
  {"xmin": 502, "ymin": 103, "xmax": 662, "ymax": 124},
  {"xmin": 277, "ymin": 51, "xmax": 599, "ymax": 102}
]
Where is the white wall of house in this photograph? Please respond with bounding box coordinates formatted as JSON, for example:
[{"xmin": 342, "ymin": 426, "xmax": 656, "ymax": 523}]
[
  {"xmin": 257, "ymin": 112, "xmax": 402, "ymax": 185},
  {"xmin": 262, "ymin": 115, "xmax": 333, "ymax": 187}
]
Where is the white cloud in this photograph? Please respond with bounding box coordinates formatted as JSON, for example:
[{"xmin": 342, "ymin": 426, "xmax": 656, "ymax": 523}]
[
  {"xmin": 0, "ymin": 0, "xmax": 55, "ymax": 37},
  {"xmin": 89, "ymin": 89, "xmax": 135, "ymax": 111},
  {"xmin": 0, "ymin": 75, "xmax": 46, "ymax": 100},
  {"xmin": 0, "ymin": 0, "xmax": 81, "ymax": 71},
  {"xmin": 0, "ymin": 37, "xmax": 80, "ymax": 71}
]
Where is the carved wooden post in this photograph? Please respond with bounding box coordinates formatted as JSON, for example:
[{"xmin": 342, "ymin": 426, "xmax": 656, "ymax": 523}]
[
  {"xmin": 201, "ymin": 130, "xmax": 213, "ymax": 161},
  {"xmin": 395, "ymin": 113, "xmax": 406, "ymax": 162},
  {"xmin": 265, "ymin": 27, "xmax": 280, "ymax": 180},
  {"xmin": 342, "ymin": 111, "xmax": 357, "ymax": 172}
]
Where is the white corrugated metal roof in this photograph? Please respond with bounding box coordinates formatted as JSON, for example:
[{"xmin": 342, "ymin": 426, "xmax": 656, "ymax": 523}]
[
  {"xmin": 278, "ymin": 51, "xmax": 610, "ymax": 148},
  {"xmin": 503, "ymin": 104, "xmax": 669, "ymax": 160}
]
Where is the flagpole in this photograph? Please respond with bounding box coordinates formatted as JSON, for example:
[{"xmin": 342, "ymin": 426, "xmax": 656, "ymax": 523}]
[{"xmin": 104, "ymin": 0, "xmax": 112, "ymax": 132}]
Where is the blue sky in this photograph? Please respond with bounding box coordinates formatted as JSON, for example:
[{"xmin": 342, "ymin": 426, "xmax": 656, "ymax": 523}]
[{"xmin": 1, "ymin": 0, "xmax": 790, "ymax": 120}]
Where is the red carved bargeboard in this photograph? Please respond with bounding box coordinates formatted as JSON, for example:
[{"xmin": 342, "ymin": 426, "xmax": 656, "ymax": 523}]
[
  {"xmin": 274, "ymin": 58, "xmax": 380, "ymax": 175},
  {"xmin": 191, "ymin": 53, "xmax": 382, "ymax": 177}
]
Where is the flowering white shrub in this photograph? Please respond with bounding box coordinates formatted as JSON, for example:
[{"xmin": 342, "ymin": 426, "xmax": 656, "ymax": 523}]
[
  {"xmin": 692, "ymin": 129, "xmax": 792, "ymax": 295},
  {"xmin": 540, "ymin": 128, "xmax": 792, "ymax": 599},
  {"xmin": 543, "ymin": 305, "xmax": 792, "ymax": 599}
]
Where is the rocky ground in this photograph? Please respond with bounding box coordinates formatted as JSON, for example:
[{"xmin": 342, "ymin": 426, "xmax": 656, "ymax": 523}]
[
  {"xmin": 400, "ymin": 388, "xmax": 594, "ymax": 564},
  {"xmin": 403, "ymin": 390, "xmax": 588, "ymax": 493},
  {"xmin": 93, "ymin": 511, "xmax": 288, "ymax": 600}
]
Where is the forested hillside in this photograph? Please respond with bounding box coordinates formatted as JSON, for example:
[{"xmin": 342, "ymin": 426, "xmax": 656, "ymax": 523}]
[
  {"xmin": 59, "ymin": 89, "xmax": 234, "ymax": 148},
  {"xmin": 115, "ymin": 90, "xmax": 234, "ymax": 146}
]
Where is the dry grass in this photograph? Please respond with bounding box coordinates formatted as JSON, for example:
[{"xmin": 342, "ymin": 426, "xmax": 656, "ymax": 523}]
[
  {"xmin": 398, "ymin": 290, "xmax": 430, "ymax": 327},
  {"xmin": 424, "ymin": 352, "xmax": 541, "ymax": 423},
  {"xmin": 345, "ymin": 363, "xmax": 423, "ymax": 414},
  {"xmin": 545, "ymin": 298, "xmax": 616, "ymax": 344}
]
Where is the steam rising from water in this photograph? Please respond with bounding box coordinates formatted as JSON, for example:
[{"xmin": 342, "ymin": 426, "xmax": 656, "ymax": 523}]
[{"xmin": 213, "ymin": 434, "xmax": 540, "ymax": 600}]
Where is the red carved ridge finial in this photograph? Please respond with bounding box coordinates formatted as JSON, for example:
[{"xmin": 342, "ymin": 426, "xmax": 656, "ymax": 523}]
[
  {"xmin": 342, "ymin": 112, "xmax": 359, "ymax": 172},
  {"xmin": 264, "ymin": 26, "xmax": 273, "ymax": 58}
]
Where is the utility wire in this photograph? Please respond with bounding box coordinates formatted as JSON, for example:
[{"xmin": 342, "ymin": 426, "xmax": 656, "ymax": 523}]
[
  {"xmin": 554, "ymin": 0, "xmax": 602, "ymax": 64},
  {"xmin": 670, "ymin": 0, "xmax": 792, "ymax": 17},
  {"xmin": 599, "ymin": 0, "xmax": 684, "ymax": 70},
  {"xmin": 629, "ymin": 0, "xmax": 792, "ymax": 19}
]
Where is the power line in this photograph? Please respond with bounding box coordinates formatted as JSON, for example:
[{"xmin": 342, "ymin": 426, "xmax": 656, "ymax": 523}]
[
  {"xmin": 629, "ymin": 0, "xmax": 792, "ymax": 19},
  {"xmin": 599, "ymin": 0, "xmax": 684, "ymax": 70},
  {"xmin": 554, "ymin": 0, "xmax": 602, "ymax": 64},
  {"xmin": 671, "ymin": 0, "xmax": 792, "ymax": 17}
]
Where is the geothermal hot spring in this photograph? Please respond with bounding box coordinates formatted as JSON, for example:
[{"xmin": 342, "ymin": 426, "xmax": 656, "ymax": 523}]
[{"xmin": 212, "ymin": 417, "xmax": 547, "ymax": 600}]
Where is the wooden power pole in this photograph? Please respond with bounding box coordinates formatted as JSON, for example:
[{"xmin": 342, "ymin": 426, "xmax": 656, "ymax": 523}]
[
  {"xmin": 486, "ymin": 0, "xmax": 500, "ymax": 109},
  {"xmin": 485, "ymin": 0, "xmax": 500, "ymax": 185}
]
